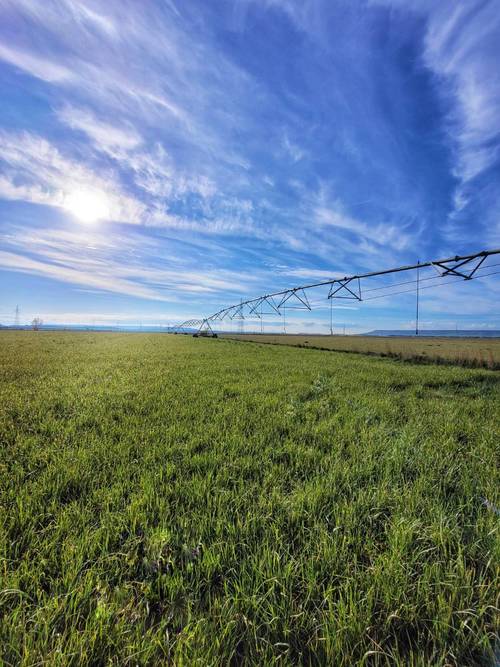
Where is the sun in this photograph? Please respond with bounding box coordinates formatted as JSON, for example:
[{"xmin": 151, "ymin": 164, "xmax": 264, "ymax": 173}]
[{"xmin": 64, "ymin": 188, "xmax": 110, "ymax": 223}]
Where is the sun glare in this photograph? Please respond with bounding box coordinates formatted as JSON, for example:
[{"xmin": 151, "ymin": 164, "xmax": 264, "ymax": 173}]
[{"xmin": 64, "ymin": 188, "xmax": 110, "ymax": 223}]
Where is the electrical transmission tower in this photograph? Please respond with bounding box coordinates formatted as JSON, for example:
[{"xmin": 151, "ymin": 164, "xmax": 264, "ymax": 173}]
[{"xmin": 14, "ymin": 305, "xmax": 20, "ymax": 328}]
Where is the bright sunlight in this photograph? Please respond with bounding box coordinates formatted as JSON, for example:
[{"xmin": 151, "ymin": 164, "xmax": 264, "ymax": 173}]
[{"xmin": 64, "ymin": 188, "xmax": 110, "ymax": 223}]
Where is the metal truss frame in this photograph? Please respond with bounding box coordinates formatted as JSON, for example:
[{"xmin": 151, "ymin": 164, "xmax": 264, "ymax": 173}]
[
  {"xmin": 328, "ymin": 277, "xmax": 362, "ymax": 300},
  {"xmin": 173, "ymin": 249, "xmax": 499, "ymax": 333}
]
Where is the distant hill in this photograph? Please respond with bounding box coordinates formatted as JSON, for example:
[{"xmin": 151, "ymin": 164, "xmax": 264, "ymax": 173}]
[{"xmin": 363, "ymin": 330, "xmax": 500, "ymax": 338}]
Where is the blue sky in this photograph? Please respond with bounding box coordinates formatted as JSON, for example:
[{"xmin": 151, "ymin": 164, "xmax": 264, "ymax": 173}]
[{"xmin": 0, "ymin": 0, "xmax": 499, "ymax": 332}]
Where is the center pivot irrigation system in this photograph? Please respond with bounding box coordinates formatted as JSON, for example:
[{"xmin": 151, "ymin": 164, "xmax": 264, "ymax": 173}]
[{"xmin": 173, "ymin": 249, "xmax": 500, "ymax": 336}]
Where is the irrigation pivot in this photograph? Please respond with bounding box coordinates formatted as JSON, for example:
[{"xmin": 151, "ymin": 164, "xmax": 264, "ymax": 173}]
[{"xmin": 174, "ymin": 249, "xmax": 500, "ymax": 335}]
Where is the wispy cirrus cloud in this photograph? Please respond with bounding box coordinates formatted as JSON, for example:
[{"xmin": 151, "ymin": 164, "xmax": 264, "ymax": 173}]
[
  {"xmin": 282, "ymin": 133, "xmax": 306, "ymax": 163},
  {"xmin": 0, "ymin": 225, "xmax": 266, "ymax": 302},
  {"xmin": 315, "ymin": 205, "xmax": 412, "ymax": 252},
  {"xmin": 56, "ymin": 105, "xmax": 142, "ymax": 152},
  {"xmin": 0, "ymin": 249, "xmax": 169, "ymax": 301},
  {"xmin": 56, "ymin": 106, "xmax": 217, "ymax": 202},
  {"xmin": 0, "ymin": 0, "xmax": 431, "ymax": 251},
  {"xmin": 370, "ymin": 0, "xmax": 500, "ymax": 238},
  {"xmin": 0, "ymin": 0, "xmax": 259, "ymax": 162},
  {"xmin": 0, "ymin": 130, "xmax": 145, "ymax": 223},
  {"xmin": 419, "ymin": 1, "xmax": 500, "ymax": 181},
  {"xmin": 0, "ymin": 119, "xmax": 274, "ymax": 245},
  {"xmin": 0, "ymin": 41, "xmax": 72, "ymax": 82},
  {"xmin": 0, "ymin": 0, "xmax": 498, "ymax": 328},
  {"xmin": 0, "ymin": 130, "xmax": 247, "ymax": 234}
]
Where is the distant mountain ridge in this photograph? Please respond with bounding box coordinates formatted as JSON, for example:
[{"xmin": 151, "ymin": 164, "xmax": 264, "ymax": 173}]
[{"xmin": 363, "ymin": 330, "xmax": 500, "ymax": 338}]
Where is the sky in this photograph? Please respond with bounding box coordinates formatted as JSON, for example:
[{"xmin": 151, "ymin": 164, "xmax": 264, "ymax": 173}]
[{"xmin": 0, "ymin": 0, "xmax": 499, "ymax": 333}]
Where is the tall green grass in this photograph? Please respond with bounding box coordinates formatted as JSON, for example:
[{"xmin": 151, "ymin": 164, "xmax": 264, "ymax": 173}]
[{"xmin": 0, "ymin": 332, "xmax": 498, "ymax": 665}]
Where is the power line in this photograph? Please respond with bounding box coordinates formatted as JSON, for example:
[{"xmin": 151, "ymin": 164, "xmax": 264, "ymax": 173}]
[
  {"xmin": 360, "ymin": 261, "xmax": 500, "ymax": 294},
  {"xmin": 304, "ymin": 262, "xmax": 500, "ymax": 308},
  {"xmin": 361, "ymin": 268, "xmax": 500, "ymax": 301}
]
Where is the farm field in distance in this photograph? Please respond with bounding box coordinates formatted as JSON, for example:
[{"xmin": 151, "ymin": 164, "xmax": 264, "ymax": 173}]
[
  {"xmin": 1, "ymin": 331, "xmax": 499, "ymax": 665},
  {"xmin": 224, "ymin": 334, "xmax": 500, "ymax": 369}
]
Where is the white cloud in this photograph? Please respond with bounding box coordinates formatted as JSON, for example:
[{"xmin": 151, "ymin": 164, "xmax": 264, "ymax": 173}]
[
  {"xmin": 0, "ymin": 250, "xmax": 168, "ymax": 301},
  {"xmin": 146, "ymin": 208, "xmax": 251, "ymax": 236},
  {"xmin": 0, "ymin": 129, "xmax": 256, "ymax": 236},
  {"xmin": 314, "ymin": 202, "xmax": 413, "ymax": 252},
  {"xmin": 55, "ymin": 104, "xmax": 218, "ymax": 203},
  {"xmin": 1, "ymin": 0, "xmax": 496, "ymax": 324},
  {"xmin": 56, "ymin": 105, "xmax": 142, "ymax": 151},
  {"xmin": 0, "ymin": 130, "xmax": 145, "ymax": 223},
  {"xmin": 0, "ymin": 1, "xmax": 277, "ymax": 246},
  {"xmin": 0, "ymin": 0, "xmax": 256, "ymax": 160},
  {"xmin": 0, "ymin": 176, "xmax": 64, "ymax": 206},
  {"xmin": 0, "ymin": 225, "xmax": 263, "ymax": 303},
  {"xmin": 372, "ymin": 0, "xmax": 500, "ymax": 209},
  {"xmin": 0, "ymin": 41, "xmax": 72, "ymax": 82},
  {"xmin": 282, "ymin": 133, "xmax": 305, "ymax": 162},
  {"xmin": 123, "ymin": 145, "xmax": 217, "ymax": 201},
  {"xmin": 0, "ymin": 1, "xmax": 187, "ymax": 121},
  {"xmin": 425, "ymin": 5, "xmax": 500, "ymax": 184}
]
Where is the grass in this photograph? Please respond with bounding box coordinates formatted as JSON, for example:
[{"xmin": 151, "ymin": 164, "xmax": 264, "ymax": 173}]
[
  {"xmin": 224, "ymin": 334, "xmax": 500, "ymax": 369},
  {"xmin": 0, "ymin": 331, "xmax": 499, "ymax": 666}
]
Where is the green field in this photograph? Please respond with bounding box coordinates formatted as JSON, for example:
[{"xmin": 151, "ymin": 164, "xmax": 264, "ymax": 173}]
[
  {"xmin": 224, "ymin": 334, "xmax": 500, "ymax": 369},
  {"xmin": 1, "ymin": 332, "xmax": 499, "ymax": 665}
]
